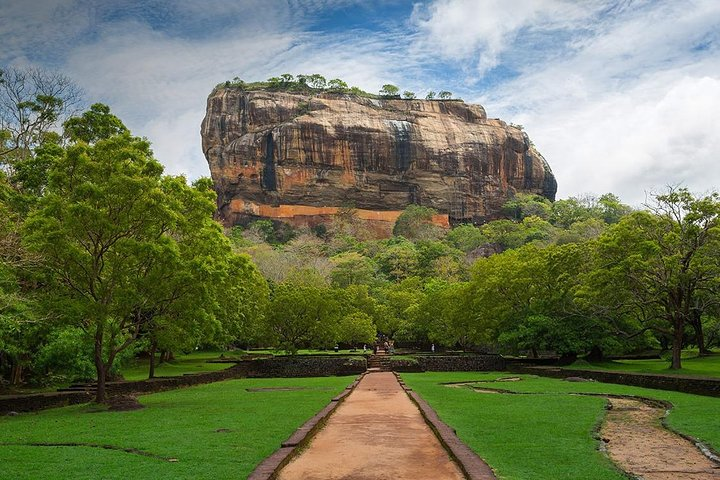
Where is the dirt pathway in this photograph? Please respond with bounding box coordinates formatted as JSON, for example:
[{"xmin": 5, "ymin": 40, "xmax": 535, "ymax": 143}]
[
  {"xmin": 602, "ymin": 397, "xmax": 720, "ymax": 480},
  {"xmin": 277, "ymin": 372, "xmax": 465, "ymax": 480}
]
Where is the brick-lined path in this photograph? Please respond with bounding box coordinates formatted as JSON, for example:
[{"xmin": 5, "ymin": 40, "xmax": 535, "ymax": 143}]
[{"xmin": 277, "ymin": 371, "xmax": 465, "ymax": 480}]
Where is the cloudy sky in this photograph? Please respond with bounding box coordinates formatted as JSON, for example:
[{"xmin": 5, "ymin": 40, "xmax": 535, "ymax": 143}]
[{"xmin": 1, "ymin": 0, "xmax": 718, "ymax": 204}]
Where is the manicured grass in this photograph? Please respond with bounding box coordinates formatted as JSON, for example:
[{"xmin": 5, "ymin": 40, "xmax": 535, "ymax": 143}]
[
  {"xmin": 568, "ymin": 352, "xmax": 720, "ymax": 378},
  {"xmin": 120, "ymin": 350, "xmax": 234, "ymax": 381},
  {"xmin": 401, "ymin": 372, "xmax": 720, "ymax": 480},
  {"xmin": 0, "ymin": 376, "xmax": 353, "ymax": 479}
]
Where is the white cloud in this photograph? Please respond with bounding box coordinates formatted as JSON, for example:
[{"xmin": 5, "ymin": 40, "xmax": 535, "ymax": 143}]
[
  {"xmin": 471, "ymin": 0, "xmax": 720, "ymax": 203},
  {"xmin": 58, "ymin": 7, "xmax": 405, "ymax": 180},
  {"xmin": 411, "ymin": 0, "xmax": 602, "ymax": 75},
  {"xmin": 513, "ymin": 74, "xmax": 720, "ymax": 205},
  {"xmin": 61, "ymin": 20, "xmax": 300, "ymax": 178},
  {"xmin": 0, "ymin": 0, "xmax": 92, "ymax": 66}
]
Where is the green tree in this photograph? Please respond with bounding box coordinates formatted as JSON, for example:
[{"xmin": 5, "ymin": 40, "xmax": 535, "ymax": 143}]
[
  {"xmin": 22, "ymin": 108, "xmax": 235, "ymax": 400},
  {"xmin": 379, "ymin": 84, "xmax": 400, "ymax": 97},
  {"xmin": 63, "ymin": 103, "xmax": 128, "ymax": 144},
  {"xmin": 327, "ymin": 79, "xmax": 349, "ymax": 92},
  {"xmin": 402, "ymin": 91, "xmax": 416, "ymax": 99},
  {"xmin": 264, "ymin": 282, "xmax": 338, "ymax": 354},
  {"xmin": 551, "ymin": 197, "xmax": 595, "ymax": 228},
  {"xmin": 0, "ymin": 67, "xmax": 82, "ymax": 163},
  {"xmin": 308, "ymin": 74, "xmax": 327, "ymax": 89},
  {"xmin": 376, "ymin": 277, "xmax": 425, "ymax": 341},
  {"xmin": 589, "ymin": 188, "xmax": 720, "ymax": 368},
  {"xmin": 502, "ymin": 193, "xmax": 552, "ymax": 220},
  {"xmin": 213, "ymin": 253, "xmax": 269, "ymax": 351},
  {"xmin": 420, "ymin": 280, "xmax": 477, "ymax": 350},
  {"xmin": 137, "ymin": 177, "xmax": 264, "ymax": 378},
  {"xmin": 393, "ymin": 204, "xmax": 443, "ymax": 240},
  {"xmin": 438, "ymin": 91, "xmax": 452, "ymax": 99},
  {"xmin": 374, "ymin": 238, "xmax": 419, "ymax": 281},
  {"xmin": 598, "ymin": 193, "xmax": 633, "ymax": 224},
  {"xmin": 337, "ymin": 312, "xmax": 376, "ymax": 349},
  {"xmin": 445, "ymin": 224, "xmax": 487, "ymax": 253},
  {"xmin": 330, "ymin": 252, "xmax": 378, "ymax": 287},
  {"xmin": 425, "ymin": 91, "xmax": 436, "ymax": 100}
]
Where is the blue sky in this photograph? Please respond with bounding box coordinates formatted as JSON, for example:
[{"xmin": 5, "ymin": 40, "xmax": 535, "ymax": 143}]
[{"xmin": 1, "ymin": 0, "xmax": 719, "ymax": 204}]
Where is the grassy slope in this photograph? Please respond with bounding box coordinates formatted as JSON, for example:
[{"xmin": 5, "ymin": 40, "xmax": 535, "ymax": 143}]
[
  {"xmin": 0, "ymin": 376, "xmax": 353, "ymax": 480},
  {"xmin": 401, "ymin": 372, "xmax": 720, "ymax": 480},
  {"xmin": 568, "ymin": 352, "xmax": 720, "ymax": 378}
]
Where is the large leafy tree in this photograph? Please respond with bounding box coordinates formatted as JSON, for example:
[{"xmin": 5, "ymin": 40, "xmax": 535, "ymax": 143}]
[
  {"xmin": 589, "ymin": 188, "xmax": 720, "ymax": 368},
  {"xmin": 337, "ymin": 312, "xmax": 376, "ymax": 349},
  {"xmin": 264, "ymin": 280, "xmax": 339, "ymax": 354},
  {"xmin": 420, "ymin": 280, "xmax": 478, "ymax": 350},
  {"xmin": 23, "ymin": 105, "xmax": 250, "ymax": 399}
]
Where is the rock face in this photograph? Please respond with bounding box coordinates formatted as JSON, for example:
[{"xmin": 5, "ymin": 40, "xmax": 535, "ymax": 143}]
[{"xmin": 201, "ymin": 88, "xmax": 556, "ymax": 235}]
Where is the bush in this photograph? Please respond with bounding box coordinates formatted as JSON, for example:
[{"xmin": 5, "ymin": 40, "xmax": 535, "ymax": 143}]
[{"xmin": 34, "ymin": 327, "xmax": 95, "ymax": 382}]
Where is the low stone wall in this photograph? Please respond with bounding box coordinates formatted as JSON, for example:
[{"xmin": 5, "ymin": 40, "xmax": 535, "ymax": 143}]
[
  {"xmin": 504, "ymin": 357, "xmax": 561, "ymax": 366},
  {"xmin": 0, "ymin": 364, "xmax": 248, "ymax": 414},
  {"xmin": 105, "ymin": 364, "xmax": 248, "ymax": 396},
  {"xmin": 389, "ymin": 359, "xmax": 424, "ymax": 373},
  {"xmin": 508, "ymin": 365, "xmax": 720, "ymax": 398},
  {"xmin": 391, "ymin": 355, "xmax": 505, "ymax": 372},
  {"xmin": 0, "ymin": 391, "xmax": 93, "ymax": 414},
  {"xmin": 240, "ymin": 356, "xmax": 366, "ymax": 378},
  {"xmin": 417, "ymin": 355, "xmax": 505, "ymax": 372}
]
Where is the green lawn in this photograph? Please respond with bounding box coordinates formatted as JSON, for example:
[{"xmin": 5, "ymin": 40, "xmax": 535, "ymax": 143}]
[
  {"xmin": 567, "ymin": 352, "xmax": 720, "ymax": 378},
  {"xmin": 0, "ymin": 376, "xmax": 353, "ymax": 479},
  {"xmin": 401, "ymin": 372, "xmax": 720, "ymax": 480},
  {"xmin": 120, "ymin": 350, "xmax": 235, "ymax": 381}
]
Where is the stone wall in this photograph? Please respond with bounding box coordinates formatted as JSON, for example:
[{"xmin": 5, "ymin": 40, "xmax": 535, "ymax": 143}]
[
  {"xmin": 0, "ymin": 391, "xmax": 93, "ymax": 414},
  {"xmin": 417, "ymin": 355, "xmax": 505, "ymax": 372},
  {"xmin": 240, "ymin": 356, "xmax": 366, "ymax": 377},
  {"xmin": 508, "ymin": 365, "xmax": 720, "ymax": 398},
  {"xmin": 391, "ymin": 355, "xmax": 505, "ymax": 373},
  {"xmin": 0, "ymin": 365, "xmax": 248, "ymax": 414}
]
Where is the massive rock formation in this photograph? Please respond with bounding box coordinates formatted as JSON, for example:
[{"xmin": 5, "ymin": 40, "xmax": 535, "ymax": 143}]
[{"xmin": 201, "ymin": 88, "xmax": 556, "ymax": 236}]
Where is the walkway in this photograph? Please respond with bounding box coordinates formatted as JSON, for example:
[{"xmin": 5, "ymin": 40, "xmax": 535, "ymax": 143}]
[{"xmin": 277, "ymin": 371, "xmax": 465, "ymax": 480}]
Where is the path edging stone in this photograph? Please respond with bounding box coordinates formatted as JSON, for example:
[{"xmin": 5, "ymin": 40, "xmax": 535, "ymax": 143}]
[
  {"xmin": 394, "ymin": 372, "xmax": 497, "ymax": 480},
  {"xmin": 247, "ymin": 372, "xmax": 366, "ymax": 480}
]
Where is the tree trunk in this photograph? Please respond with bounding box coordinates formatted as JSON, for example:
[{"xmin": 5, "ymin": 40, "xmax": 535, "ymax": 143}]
[
  {"xmin": 160, "ymin": 350, "xmax": 174, "ymax": 363},
  {"xmin": 670, "ymin": 316, "xmax": 683, "ymax": 370},
  {"xmin": 690, "ymin": 311, "xmax": 710, "ymax": 355},
  {"xmin": 94, "ymin": 327, "xmax": 106, "ymax": 403},
  {"xmin": 149, "ymin": 340, "xmax": 157, "ymax": 379},
  {"xmin": 10, "ymin": 364, "xmax": 22, "ymax": 385}
]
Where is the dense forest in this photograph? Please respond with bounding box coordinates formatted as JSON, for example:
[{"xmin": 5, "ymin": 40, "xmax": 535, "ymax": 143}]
[{"xmin": 2, "ymin": 67, "xmax": 719, "ymax": 401}]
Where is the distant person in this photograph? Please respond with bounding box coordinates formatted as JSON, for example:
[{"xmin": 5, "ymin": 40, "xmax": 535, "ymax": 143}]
[
  {"xmin": 431, "ymin": 343, "xmax": 435, "ymax": 353},
  {"xmin": 363, "ymin": 344, "xmax": 367, "ymax": 353},
  {"xmin": 334, "ymin": 344, "xmax": 339, "ymax": 352}
]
